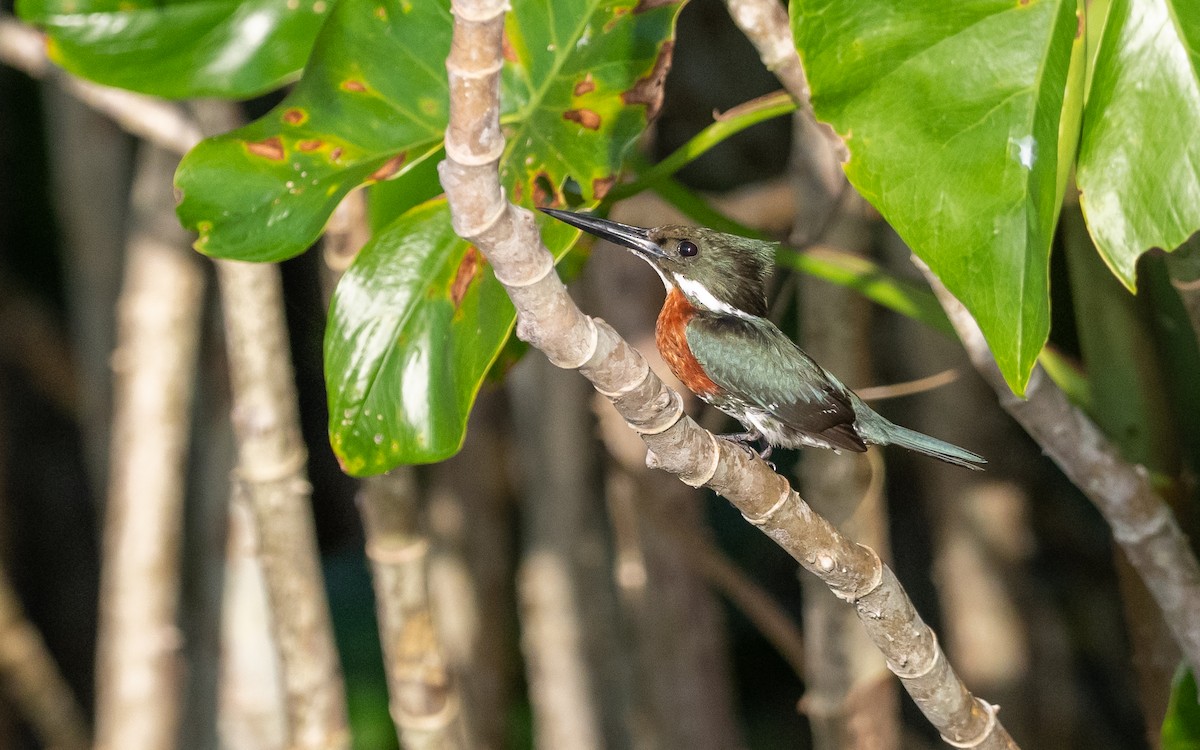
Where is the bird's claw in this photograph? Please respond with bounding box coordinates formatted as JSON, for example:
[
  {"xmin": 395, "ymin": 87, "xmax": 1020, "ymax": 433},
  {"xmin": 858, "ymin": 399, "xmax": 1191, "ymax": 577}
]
[{"xmin": 720, "ymin": 431, "xmax": 774, "ymax": 468}]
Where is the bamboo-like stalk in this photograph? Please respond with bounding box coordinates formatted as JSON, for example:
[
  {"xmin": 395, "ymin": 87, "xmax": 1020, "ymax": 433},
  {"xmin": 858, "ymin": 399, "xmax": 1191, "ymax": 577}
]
[
  {"xmin": 215, "ymin": 258, "xmax": 350, "ymax": 750},
  {"xmin": 94, "ymin": 145, "xmax": 205, "ymax": 750},
  {"xmin": 360, "ymin": 470, "xmax": 469, "ymax": 749},
  {"xmin": 437, "ymin": 2, "xmax": 1016, "ymax": 747}
]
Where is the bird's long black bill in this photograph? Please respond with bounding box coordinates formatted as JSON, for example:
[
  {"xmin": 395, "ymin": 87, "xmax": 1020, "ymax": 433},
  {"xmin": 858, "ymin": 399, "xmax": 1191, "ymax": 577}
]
[{"xmin": 539, "ymin": 208, "xmax": 666, "ymax": 259}]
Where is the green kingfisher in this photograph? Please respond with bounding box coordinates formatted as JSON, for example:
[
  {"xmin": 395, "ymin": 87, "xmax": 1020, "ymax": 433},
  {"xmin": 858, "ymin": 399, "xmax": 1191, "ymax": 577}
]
[{"xmin": 541, "ymin": 208, "xmax": 985, "ymax": 470}]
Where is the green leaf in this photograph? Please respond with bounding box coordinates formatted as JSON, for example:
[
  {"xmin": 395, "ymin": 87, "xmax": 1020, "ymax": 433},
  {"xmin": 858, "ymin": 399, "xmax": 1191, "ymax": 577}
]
[
  {"xmin": 791, "ymin": 0, "xmax": 1082, "ymax": 393},
  {"xmin": 16, "ymin": 0, "xmax": 332, "ymax": 98},
  {"xmin": 1076, "ymin": 0, "xmax": 1200, "ymax": 289},
  {"xmin": 325, "ymin": 199, "xmax": 576, "ymax": 472},
  {"xmin": 309, "ymin": 0, "xmax": 681, "ymax": 472},
  {"xmin": 1163, "ymin": 666, "xmax": 1200, "ymax": 750},
  {"xmin": 176, "ymin": 0, "xmax": 681, "ymax": 263},
  {"xmin": 176, "ymin": 0, "xmax": 453, "ymax": 262}
]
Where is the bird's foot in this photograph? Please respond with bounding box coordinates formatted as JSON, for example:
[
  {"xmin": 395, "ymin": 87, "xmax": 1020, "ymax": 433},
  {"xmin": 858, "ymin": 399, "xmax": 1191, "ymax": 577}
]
[{"xmin": 720, "ymin": 430, "xmax": 774, "ymax": 467}]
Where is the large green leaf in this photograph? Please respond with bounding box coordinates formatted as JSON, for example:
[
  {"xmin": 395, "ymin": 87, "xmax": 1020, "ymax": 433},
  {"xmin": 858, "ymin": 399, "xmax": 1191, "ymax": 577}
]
[
  {"xmin": 176, "ymin": 0, "xmax": 680, "ymax": 263},
  {"xmin": 16, "ymin": 0, "xmax": 332, "ymax": 98},
  {"xmin": 256, "ymin": 0, "xmax": 677, "ymax": 471},
  {"xmin": 1076, "ymin": 0, "xmax": 1200, "ymax": 289},
  {"xmin": 326, "ymin": 199, "xmax": 577, "ymax": 474},
  {"xmin": 176, "ymin": 0, "xmax": 452, "ymax": 262},
  {"xmin": 791, "ymin": 0, "xmax": 1082, "ymax": 393},
  {"xmin": 1163, "ymin": 666, "xmax": 1200, "ymax": 750}
]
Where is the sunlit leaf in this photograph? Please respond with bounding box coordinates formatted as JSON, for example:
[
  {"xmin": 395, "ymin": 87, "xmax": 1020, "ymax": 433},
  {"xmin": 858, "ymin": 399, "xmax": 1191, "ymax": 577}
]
[
  {"xmin": 325, "ymin": 199, "xmax": 577, "ymax": 472},
  {"xmin": 16, "ymin": 0, "xmax": 332, "ymax": 98},
  {"xmin": 1076, "ymin": 0, "xmax": 1200, "ymax": 289},
  {"xmin": 791, "ymin": 0, "xmax": 1082, "ymax": 393}
]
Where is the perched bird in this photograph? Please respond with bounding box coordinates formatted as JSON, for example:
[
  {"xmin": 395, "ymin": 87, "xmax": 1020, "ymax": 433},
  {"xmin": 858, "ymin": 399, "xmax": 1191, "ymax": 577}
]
[{"xmin": 541, "ymin": 208, "xmax": 985, "ymax": 470}]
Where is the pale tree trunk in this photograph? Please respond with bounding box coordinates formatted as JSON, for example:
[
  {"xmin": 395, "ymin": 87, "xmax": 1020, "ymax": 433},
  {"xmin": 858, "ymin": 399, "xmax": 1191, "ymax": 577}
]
[
  {"xmin": 508, "ymin": 354, "xmax": 635, "ymax": 750},
  {"xmin": 360, "ymin": 469, "xmax": 470, "ymax": 749},
  {"xmin": 425, "ymin": 391, "xmax": 518, "ymax": 750},
  {"xmin": 94, "ymin": 144, "xmax": 206, "ymax": 750},
  {"xmin": 215, "ymin": 258, "xmax": 350, "ymax": 750},
  {"xmin": 795, "ymin": 194, "xmax": 900, "ymax": 750}
]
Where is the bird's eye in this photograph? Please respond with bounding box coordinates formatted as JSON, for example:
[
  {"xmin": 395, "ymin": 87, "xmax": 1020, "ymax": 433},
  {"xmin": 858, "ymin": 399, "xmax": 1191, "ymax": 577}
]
[{"xmin": 678, "ymin": 240, "xmax": 699, "ymax": 257}]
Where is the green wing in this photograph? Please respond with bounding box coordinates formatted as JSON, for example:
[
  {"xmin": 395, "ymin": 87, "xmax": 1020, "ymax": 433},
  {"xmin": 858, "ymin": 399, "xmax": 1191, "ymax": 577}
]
[{"xmin": 686, "ymin": 314, "xmax": 866, "ymax": 451}]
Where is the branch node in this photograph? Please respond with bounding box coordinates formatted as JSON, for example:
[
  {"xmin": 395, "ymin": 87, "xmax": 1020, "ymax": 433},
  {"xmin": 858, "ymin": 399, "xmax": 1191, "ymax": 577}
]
[
  {"xmin": 232, "ymin": 447, "xmax": 308, "ymax": 485},
  {"xmin": 680, "ymin": 431, "xmax": 721, "ymax": 488},
  {"xmin": 443, "ymin": 136, "xmax": 505, "ymax": 168},
  {"xmin": 549, "ymin": 316, "xmax": 599, "ymax": 370},
  {"xmin": 743, "ymin": 484, "xmax": 793, "ymax": 526},
  {"xmin": 445, "ymin": 57, "xmax": 505, "ymax": 78},
  {"xmin": 450, "ymin": 189, "xmax": 507, "ymax": 239},
  {"xmin": 1111, "ymin": 502, "xmax": 1173, "ymax": 545},
  {"xmin": 843, "ymin": 543, "xmax": 885, "ymax": 602},
  {"xmin": 449, "ymin": 0, "xmax": 509, "ymax": 23},
  {"xmin": 593, "ymin": 356, "xmax": 651, "ymax": 398},
  {"xmin": 494, "ymin": 246, "xmax": 554, "ymax": 288},
  {"xmin": 941, "ymin": 699, "xmax": 999, "ymax": 749},
  {"xmin": 889, "ymin": 630, "xmax": 940, "ymax": 679},
  {"xmin": 632, "ymin": 389, "xmax": 685, "ymax": 435}
]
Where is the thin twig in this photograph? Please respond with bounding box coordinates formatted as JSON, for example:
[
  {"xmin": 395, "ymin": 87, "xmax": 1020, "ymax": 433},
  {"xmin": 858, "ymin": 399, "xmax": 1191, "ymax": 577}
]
[
  {"xmin": 856, "ymin": 369, "xmax": 960, "ymax": 402},
  {"xmin": 437, "ymin": 2, "xmax": 1016, "ymax": 747}
]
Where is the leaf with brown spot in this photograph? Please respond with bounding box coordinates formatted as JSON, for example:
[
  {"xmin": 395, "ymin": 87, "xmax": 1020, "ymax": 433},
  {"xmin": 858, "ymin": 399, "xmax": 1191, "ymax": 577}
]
[
  {"xmin": 297, "ymin": 139, "xmax": 324, "ymax": 152},
  {"xmin": 593, "ymin": 176, "xmax": 616, "ymax": 200},
  {"xmin": 562, "ymin": 109, "xmax": 602, "ymax": 130},
  {"xmin": 282, "ymin": 108, "xmax": 307, "ymax": 125},
  {"xmin": 450, "ymin": 247, "xmax": 479, "ymax": 309},
  {"xmin": 341, "ymin": 79, "xmax": 367, "ymax": 92},
  {"xmin": 621, "ymin": 41, "xmax": 673, "ymax": 121},
  {"xmin": 573, "ymin": 74, "xmax": 596, "ymax": 96},
  {"xmin": 368, "ymin": 152, "xmax": 408, "ymax": 182},
  {"xmin": 246, "ymin": 137, "xmax": 285, "ymax": 161}
]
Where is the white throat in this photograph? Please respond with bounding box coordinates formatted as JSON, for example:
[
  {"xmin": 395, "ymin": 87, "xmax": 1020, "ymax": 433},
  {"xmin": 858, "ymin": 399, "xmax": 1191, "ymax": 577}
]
[{"xmin": 672, "ymin": 274, "xmax": 753, "ymax": 319}]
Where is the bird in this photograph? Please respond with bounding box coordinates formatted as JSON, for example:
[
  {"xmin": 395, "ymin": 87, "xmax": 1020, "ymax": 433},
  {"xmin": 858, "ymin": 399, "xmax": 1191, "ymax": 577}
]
[{"xmin": 540, "ymin": 207, "xmax": 985, "ymax": 470}]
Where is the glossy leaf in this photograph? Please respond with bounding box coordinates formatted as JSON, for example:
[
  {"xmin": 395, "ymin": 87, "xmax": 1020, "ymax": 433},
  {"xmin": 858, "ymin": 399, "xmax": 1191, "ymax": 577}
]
[
  {"xmin": 16, "ymin": 0, "xmax": 332, "ymax": 98},
  {"xmin": 176, "ymin": 0, "xmax": 452, "ymax": 262},
  {"xmin": 325, "ymin": 199, "xmax": 576, "ymax": 473},
  {"xmin": 792, "ymin": 0, "xmax": 1082, "ymax": 393},
  {"xmin": 1077, "ymin": 0, "xmax": 1200, "ymax": 289},
  {"xmin": 306, "ymin": 0, "xmax": 679, "ymax": 471},
  {"xmin": 1163, "ymin": 666, "xmax": 1200, "ymax": 749},
  {"xmin": 176, "ymin": 0, "xmax": 681, "ymax": 263}
]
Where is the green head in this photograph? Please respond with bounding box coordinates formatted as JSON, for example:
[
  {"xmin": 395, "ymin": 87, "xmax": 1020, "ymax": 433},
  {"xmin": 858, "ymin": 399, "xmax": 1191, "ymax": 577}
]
[{"xmin": 541, "ymin": 208, "xmax": 776, "ymax": 318}]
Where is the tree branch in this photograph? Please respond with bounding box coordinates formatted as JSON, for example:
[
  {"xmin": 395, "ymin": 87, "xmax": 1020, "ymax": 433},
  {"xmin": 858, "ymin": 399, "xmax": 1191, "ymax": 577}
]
[
  {"xmin": 924, "ymin": 268, "xmax": 1200, "ymax": 676},
  {"xmin": 437, "ymin": 2, "xmax": 1016, "ymax": 747}
]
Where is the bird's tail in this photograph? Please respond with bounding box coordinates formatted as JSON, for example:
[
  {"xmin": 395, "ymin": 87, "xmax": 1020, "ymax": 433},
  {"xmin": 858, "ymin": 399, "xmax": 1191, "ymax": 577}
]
[{"xmin": 870, "ymin": 423, "xmax": 986, "ymax": 470}]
